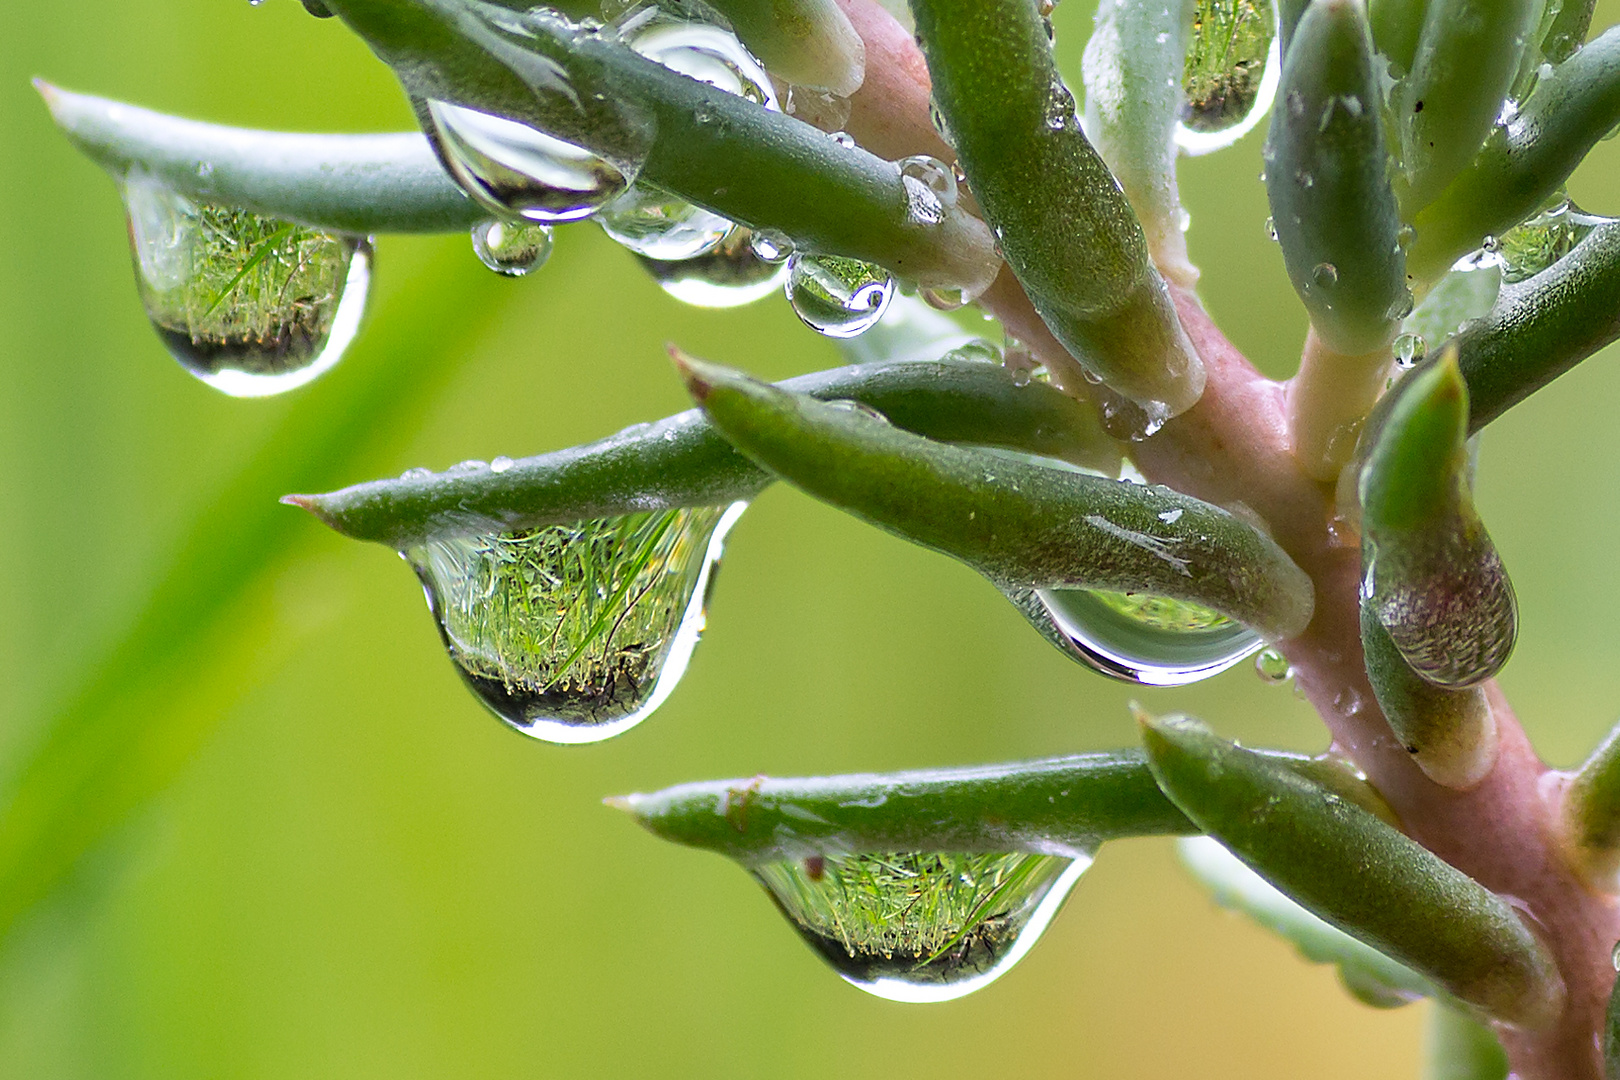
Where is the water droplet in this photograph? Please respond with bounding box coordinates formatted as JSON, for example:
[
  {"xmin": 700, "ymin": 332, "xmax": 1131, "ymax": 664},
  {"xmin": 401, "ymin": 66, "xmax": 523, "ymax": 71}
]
[
  {"xmin": 426, "ymin": 99, "xmax": 628, "ymax": 223},
  {"xmin": 921, "ymin": 286, "xmax": 970, "ymax": 311},
  {"xmin": 1010, "ymin": 366, "xmax": 1033, "ymax": 388},
  {"xmin": 784, "ymin": 254, "xmax": 895, "ymax": 337},
  {"xmin": 1481, "ymin": 234, "xmax": 1501, "ymax": 253},
  {"xmin": 1393, "ymin": 333, "xmax": 1426, "ymax": 368},
  {"xmin": 752, "ymin": 850, "xmax": 1090, "ymax": 1002},
  {"xmin": 1035, "ymin": 588, "xmax": 1263, "ymax": 685},
  {"xmin": 1254, "ymin": 647, "xmax": 1292, "ymax": 684},
  {"xmin": 470, "ymin": 218, "xmax": 555, "ymax": 276},
  {"xmin": 640, "ymin": 228, "xmax": 788, "ymax": 307},
  {"xmin": 748, "ymin": 228, "xmax": 793, "ymax": 264},
  {"xmin": 898, "ymin": 155, "xmax": 956, "ymax": 229},
  {"xmin": 823, "ymin": 398, "xmax": 891, "ymax": 423},
  {"xmin": 1177, "ymin": 0, "xmax": 1280, "ymax": 155},
  {"xmin": 597, "ymin": 184, "xmax": 734, "ymax": 260},
  {"xmin": 1264, "ymin": 216, "xmax": 1278, "ymax": 242},
  {"xmin": 490, "ymin": 455, "xmax": 515, "ymax": 473},
  {"xmin": 400, "ymin": 467, "xmax": 433, "ymax": 480},
  {"xmin": 828, "ymin": 130, "xmax": 858, "ymax": 149},
  {"xmin": 1493, "ymin": 198, "xmax": 1615, "ymax": 283},
  {"xmin": 1385, "ymin": 290, "xmax": 1415, "ymax": 321},
  {"xmin": 121, "ymin": 171, "xmax": 371, "ymax": 397},
  {"xmin": 928, "ymin": 100, "xmax": 955, "ymax": 148},
  {"xmin": 1611, "ymin": 938, "xmax": 1620, "ymax": 971},
  {"xmin": 1311, "ymin": 261, "xmax": 1338, "ymax": 288},
  {"xmin": 405, "ymin": 503, "xmax": 747, "ymax": 743}
]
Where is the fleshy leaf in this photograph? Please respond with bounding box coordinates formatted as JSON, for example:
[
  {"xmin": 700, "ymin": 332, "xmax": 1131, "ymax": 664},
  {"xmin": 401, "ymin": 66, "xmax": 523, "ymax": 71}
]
[
  {"xmin": 1424, "ymin": 1003, "xmax": 1511, "ymax": 1080},
  {"xmin": 1560, "ymin": 721, "xmax": 1620, "ymax": 885}
]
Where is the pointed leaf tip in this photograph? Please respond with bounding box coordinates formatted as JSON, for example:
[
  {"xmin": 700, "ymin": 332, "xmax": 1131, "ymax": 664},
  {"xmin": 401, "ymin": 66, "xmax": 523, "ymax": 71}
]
[{"xmin": 602, "ymin": 795, "xmax": 635, "ymax": 813}]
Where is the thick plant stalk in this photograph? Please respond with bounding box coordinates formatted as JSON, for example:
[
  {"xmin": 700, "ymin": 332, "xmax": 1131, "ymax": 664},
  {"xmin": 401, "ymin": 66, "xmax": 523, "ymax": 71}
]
[
  {"xmin": 909, "ymin": 0, "xmax": 1205, "ymax": 418},
  {"xmin": 290, "ymin": 358, "xmax": 1120, "ymax": 548},
  {"xmin": 1359, "ymin": 354, "xmax": 1516, "ymax": 689},
  {"xmin": 676, "ymin": 353, "xmax": 1315, "ymax": 640},
  {"xmin": 1140, "ymin": 714, "xmax": 1564, "ymax": 1027},
  {"xmin": 1406, "ymin": 27, "xmax": 1620, "ymax": 285}
]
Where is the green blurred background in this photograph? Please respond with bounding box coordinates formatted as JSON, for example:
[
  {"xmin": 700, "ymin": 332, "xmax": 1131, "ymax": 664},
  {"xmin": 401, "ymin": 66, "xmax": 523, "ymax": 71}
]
[{"xmin": 3, "ymin": 1, "xmax": 1619, "ymax": 1075}]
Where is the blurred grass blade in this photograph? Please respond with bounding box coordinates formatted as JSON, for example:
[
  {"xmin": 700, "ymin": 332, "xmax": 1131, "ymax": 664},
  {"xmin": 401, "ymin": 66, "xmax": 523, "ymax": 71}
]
[
  {"xmin": 1559, "ymin": 721, "xmax": 1620, "ymax": 885},
  {"xmin": 1360, "ymin": 600, "xmax": 1496, "ymax": 789},
  {"xmin": 1178, "ymin": 836, "xmax": 1437, "ymax": 1007},
  {"xmin": 1139, "ymin": 713, "xmax": 1563, "ymax": 1026},
  {"xmin": 321, "ymin": 0, "xmax": 996, "ymax": 294},
  {"xmin": 1081, "ymin": 0, "xmax": 1194, "ymax": 282},
  {"xmin": 676, "ymin": 353, "xmax": 1315, "ymax": 640},
  {"xmin": 615, "ymin": 751, "xmax": 1197, "ymax": 863},
  {"xmin": 0, "ymin": 239, "xmax": 512, "ymax": 942},
  {"xmin": 293, "ymin": 356, "xmax": 1120, "ymax": 548},
  {"xmin": 1360, "ymin": 352, "xmax": 1516, "ymax": 689},
  {"xmin": 1451, "ymin": 219, "xmax": 1620, "ymax": 431},
  {"xmin": 1407, "ymin": 27, "xmax": 1620, "ymax": 284},
  {"xmin": 1424, "ymin": 1003, "xmax": 1510, "ymax": 1080},
  {"xmin": 1395, "ymin": 0, "xmax": 1538, "ymax": 215},
  {"xmin": 911, "ymin": 0, "xmax": 1205, "ymax": 418},
  {"xmin": 37, "ymin": 83, "xmax": 478, "ymax": 235}
]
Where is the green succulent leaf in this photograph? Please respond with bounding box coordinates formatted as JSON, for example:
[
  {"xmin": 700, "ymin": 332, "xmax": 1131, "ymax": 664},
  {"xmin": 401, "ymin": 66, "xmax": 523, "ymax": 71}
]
[
  {"xmin": 675, "ymin": 354, "xmax": 1316, "ymax": 640},
  {"xmin": 1178, "ymin": 835, "xmax": 1437, "ymax": 1007},
  {"xmin": 1407, "ymin": 27, "xmax": 1620, "ymax": 284},
  {"xmin": 290, "ymin": 356, "xmax": 1119, "ymax": 549},
  {"xmin": 1139, "ymin": 713, "xmax": 1564, "ymax": 1026},
  {"xmin": 38, "ymin": 83, "xmax": 479, "ymax": 235},
  {"xmin": 1560, "ymin": 721, "xmax": 1620, "ymax": 885},
  {"xmin": 911, "ymin": 0, "xmax": 1205, "ymax": 417},
  {"xmin": 1265, "ymin": 0, "xmax": 1406, "ymax": 355},
  {"xmin": 1368, "ymin": 0, "xmax": 1430, "ymax": 75},
  {"xmin": 1542, "ymin": 0, "xmax": 1598, "ymax": 63},
  {"xmin": 1424, "ymin": 1003, "xmax": 1511, "ymax": 1080},
  {"xmin": 1360, "ymin": 352, "xmax": 1516, "ymax": 690},
  {"xmin": 320, "ymin": 0, "xmax": 996, "ymax": 292}
]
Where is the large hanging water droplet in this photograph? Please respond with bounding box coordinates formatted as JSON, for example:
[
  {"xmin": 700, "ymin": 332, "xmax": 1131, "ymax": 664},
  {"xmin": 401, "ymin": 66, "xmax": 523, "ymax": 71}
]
[
  {"xmin": 1495, "ymin": 198, "xmax": 1615, "ymax": 284},
  {"xmin": 405, "ymin": 502, "xmax": 747, "ymax": 744},
  {"xmin": 471, "ymin": 218, "xmax": 555, "ymax": 276},
  {"xmin": 1035, "ymin": 587, "xmax": 1263, "ymax": 685},
  {"xmin": 784, "ymin": 253, "xmax": 895, "ymax": 337},
  {"xmin": 598, "ymin": 184, "xmax": 734, "ymax": 260},
  {"xmin": 1176, "ymin": 0, "xmax": 1280, "ymax": 155},
  {"xmin": 640, "ymin": 228, "xmax": 788, "ymax": 307},
  {"xmin": 426, "ymin": 99, "xmax": 628, "ymax": 223},
  {"xmin": 752, "ymin": 851, "xmax": 1090, "ymax": 1002},
  {"xmin": 122, "ymin": 171, "xmax": 370, "ymax": 397}
]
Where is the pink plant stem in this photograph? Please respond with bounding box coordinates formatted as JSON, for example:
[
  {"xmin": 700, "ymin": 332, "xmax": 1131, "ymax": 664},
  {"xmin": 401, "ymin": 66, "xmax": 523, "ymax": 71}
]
[{"xmin": 833, "ymin": 0, "xmax": 1620, "ymax": 1072}]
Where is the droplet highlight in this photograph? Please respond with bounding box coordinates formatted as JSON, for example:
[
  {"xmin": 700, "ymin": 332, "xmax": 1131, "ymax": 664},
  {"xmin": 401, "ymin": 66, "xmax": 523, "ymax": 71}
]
[
  {"xmin": 784, "ymin": 254, "xmax": 895, "ymax": 337},
  {"xmin": 122, "ymin": 171, "xmax": 370, "ymax": 397},
  {"xmin": 1036, "ymin": 588, "xmax": 1263, "ymax": 686},
  {"xmin": 471, "ymin": 218, "xmax": 555, "ymax": 276},
  {"xmin": 405, "ymin": 502, "xmax": 747, "ymax": 743},
  {"xmin": 1177, "ymin": 0, "xmax": 1280, "ymax": 155},
  {"xmin": 753, "ymin": 851, "xmax": 1090, "ymax": 1003}
]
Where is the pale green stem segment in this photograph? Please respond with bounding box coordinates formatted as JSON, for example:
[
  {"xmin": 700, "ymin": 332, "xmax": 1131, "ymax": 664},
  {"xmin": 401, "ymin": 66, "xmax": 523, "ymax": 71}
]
[
  {"xmin": 1394, "ymin": 0, "xmax": 1538, "ymax": 217},
  {"xmin": 1559, "ymin": 721, "xmax": 1620, "ymax": 885},
  {"xmin": 618, "ymin": 746, "xmax": 1391, "ymax": 863},
  {"xmin": 1265, "ymin": 0, "xmax": 1406, "ymax": 356},
  {"xmin": 617, "ymin": 751, "xmax": 1196, "ymax": 863},
  {"xmin": 1139, "ymin": 713, "xmax": 1564, "ymax": 1027},
  {"xmin": 1452, "ymin": 220, "xmax": 1620, "ymax": 432},
  {"xmin": 1287, "ymin": 332, "xmax": 1393, "ymax": 482},
  {"xmin": 37, "ymin": 83, "xmax": 479, "ymax": 234},
  {"xmin": 1360, "ymin": 353, "xmax": 1516, "ymax": 690},
  {"xmin": 289, "ymin": 357, "xmax": 1120, "ymax": 549},
  {"xmin": 1081, "ymin": 0, "xmax": 1196, "ymax": 286},
  {"xmin": 1360, "ymin": 600, "xmax": 1497, "ymax": 790},
  {"xmin": 321, "ymin": 0, "xmax": 997, "ymax": 293},
  {"xmin": 1543, "ymin": 0, "xmax": 1597, "ymax": 63},
  {"xmin": 677, "ymin": 354, "xmax": 1315, "ymax": 640},
  {"xmin": 1407, "ymin": 27, "xmax": 1620, "ymax": 284},
  {"xmin": 1424, "ymin": 1004, "xmax": 1511, "ymax": 1080},
  {"xmin": 908, "ymin": 0, "xmax": 1205, "ymax": 417},
  {"xmin": 1178, "ymin": 836, "xmax": 1438, "ymax": 1008},
  {"xmin": 1369, "ymin": 0, "xmax": 1429, "ymax": 75}
]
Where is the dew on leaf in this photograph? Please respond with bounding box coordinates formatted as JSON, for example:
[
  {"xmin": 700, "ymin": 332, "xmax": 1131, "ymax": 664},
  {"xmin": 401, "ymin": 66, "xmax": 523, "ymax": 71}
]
[
  {"xmin": 405, "ymin": 503, "xmax": 746, "ymax": 743},
  {"xmin": 122, "ymin": 171, "xmax": 370, "ymax": 397},
  {"xmin": 1036, "ymin": 587, "xmax": 1264, "ymax": 686},
  {"xmin": 752, "ymin": 851, "xmax": 1090, "ymax": 1002},
  {"xmin": 784, "ymin": 254, "xmax": 895, "ymax": 337}
]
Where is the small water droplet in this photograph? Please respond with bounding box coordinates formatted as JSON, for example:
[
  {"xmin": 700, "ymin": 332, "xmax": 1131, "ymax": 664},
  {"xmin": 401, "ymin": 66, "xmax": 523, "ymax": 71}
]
[
  {"xmin": 405, "ymin": 503, "xmax": 747, "ymax": 743},
  {"xmin": 400, "ymin": 467, "xmax": 433, "ymax": 480},
  {"xmin": 471, "ymin": 218, "xmax": 555, "ymax": 276},
  {"xmin": 921, "ymin": 286, "xmax": 970, "ymax": 311},
  {"xmin": 748, "ymin": 228, "xmax": 793, "ymax": 264},
  {"xmin": 1177, "ymin": 0, "xmax": 1280, "ymax": 155},
  {"xmin": 1010, "ymin": 367, "xmax": 1032, "ymax": 388},
  {"xmin": 1254, "ymin": 647, "xmax": 1292, "ymax": 684},
  {"xmin": 824, "ymin": 398, "xmax": 891, "ymax": 423},
  {"xmin": 828, "ymin": 130, "xmax": 858, "ymax": 149},
  {"xmin": 1036, "ymin": 588, "xmax": 1263, "ymax": 685},
  {"xmin": 1493, "ymin": 198, "xmax": 1615, "ymax": 283},
  {"xmin": 1393, "ymin": 333, "xmax": 1426, "ymax": 368},
  {"xmin": 1611, "ymin": 939, "xmax": 1620, "ymax": 971},
  {"xmin": 784, "ymin": 254, "xmax": 895, "ymax": 337},
  {"xmin": 898, "ymin": 155, "xmax": 957, "ymax": 229},
  {"xmin": 928, "ymin": 100, "xmax": 955, "ymax": 148},
  {"xmin": 1264, "ymin": 216, "xmax": 1278, "ymax": 242},
  {"xmin": 1385, "ymin": 290, "xmax": 1415, "ymax": 321},
  {"xmin": 490, "ymin": 455, "xmax": 515, "ymax": 473},
  {"xmin": 1481, "ymin": 234, "xmax": 1501, "ymax": 253},
  {"xmin": 752, "ymin": 850, "xmax": 1090, "ymax": 1002},
  {"xmin": 121, "ymin": 171, "xmax": 371, "ymax": 397},
  {"xmin": 427, "ymin": 100, "xmax": 628, "ymax": 223},
  {"xmin": 639, "ymin": 228, "xmax": 787, "ymax": 307},
  {"xmin": 449, "ymin": 459, "xmax": 488, "ymax": 473},
  {"xmin": 1311, "ymin": 261, "xmax": 1338, "ymax": 288}
]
